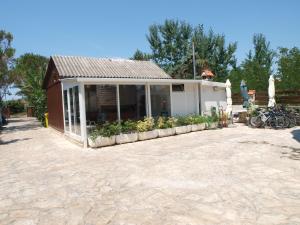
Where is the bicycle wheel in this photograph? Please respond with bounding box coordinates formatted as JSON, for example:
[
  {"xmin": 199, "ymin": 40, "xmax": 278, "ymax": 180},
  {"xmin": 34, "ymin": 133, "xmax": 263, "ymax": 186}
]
[
  {"xmin": 250, "ymin": 116, "xmax": 263, "ymax": 128},
  {"xmin": 270, "ymin": 116, "xmax": 285, "ymax": 129}
]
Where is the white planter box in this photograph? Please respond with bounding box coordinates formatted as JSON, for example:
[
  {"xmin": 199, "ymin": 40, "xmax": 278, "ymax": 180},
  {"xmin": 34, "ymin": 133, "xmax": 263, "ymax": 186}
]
[
  {"xmin": 175, "ymin": 125, "xmax": 192, "ymax": 135},
  {"xmin": 138, "ymin": 130, "xmax": 158, "ymax": 141},
  {"xmin": 116, "ymin": 133, "xmax": 138, "ymax": 144},
  {"xmin": 191, "ymin": 123, "xmax": 206, "ymax": 132},
  {"xmin": 157, "ymin": 128, "xmax": 176, "ymax": 137},
  {"xmin": 207, "ymin": 122, "xmax": 218, "ymax": 129},
  {"xmin": 88, "ymin": 136, "xmax": 116, "ymax": 148}
]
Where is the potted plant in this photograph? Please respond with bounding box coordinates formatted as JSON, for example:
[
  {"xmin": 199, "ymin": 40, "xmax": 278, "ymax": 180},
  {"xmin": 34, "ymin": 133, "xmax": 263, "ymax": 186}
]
[
  {"xmin": 175, "ymin": 116, "xmax": 192, "ymax": 134},
  {"xmin": 205, "ymin": 115, "xmax": 219, "ymax": 129},
  {"xmin": 116, "ymin": 120, "xmax": 138, "ymax": 144},
  {"xmin": 156, "ymin": 117, "xmax": 176, "ymax": 137},
  {"xmin": 88, "ymin": 122, "xmax": 119, "ymax": 148},
  {"xmin": 137, "ymin": 117, "xmax": 158, "ymax": 141},
  {"xmin": 190, "ymin": 115, "xmax": 206, "ymax": 131}
]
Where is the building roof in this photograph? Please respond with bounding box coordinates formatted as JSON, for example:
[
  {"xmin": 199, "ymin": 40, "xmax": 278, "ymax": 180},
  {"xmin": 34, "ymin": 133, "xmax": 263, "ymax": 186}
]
[{"xmin": 50, "ymin": 55, "xmax": 171, "ymax": 79}]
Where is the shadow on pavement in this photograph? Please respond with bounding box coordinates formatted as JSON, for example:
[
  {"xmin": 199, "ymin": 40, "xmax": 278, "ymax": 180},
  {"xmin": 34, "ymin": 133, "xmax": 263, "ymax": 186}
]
[
  {"xmin": 291, "ymin": 129, "xmax": 300, "ymax": 143},
  {"xmin": 0, "ymin": 138, "xmax": 31, "ymax": 145}
]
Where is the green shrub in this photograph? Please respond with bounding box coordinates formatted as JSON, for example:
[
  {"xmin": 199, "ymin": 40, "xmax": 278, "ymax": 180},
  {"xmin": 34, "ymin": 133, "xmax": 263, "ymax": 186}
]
[
  {"xmin": 120, "ymin": 120, "xmax": 137, "ymax": 133},
  {"xmin": 155, "ymin": 116, "xmax": 176, "ymax": 129},
  {"xmin": 175, "ymin": 116, "xmax": 191, "ymax": 126},
  {"xmin": 5, "ymin": 100, "xmax": 25, "ymax": 114},
  {"xmin": 136, "ymin": 117, "xmax": 155, "ymax": 132},
  {"xmin": 190, "ymin": 115, "xmax": 206, "ymax": 124},
  {"xmin": 90, "ymin": 122, "xmax": 121, "ymax": 140}
]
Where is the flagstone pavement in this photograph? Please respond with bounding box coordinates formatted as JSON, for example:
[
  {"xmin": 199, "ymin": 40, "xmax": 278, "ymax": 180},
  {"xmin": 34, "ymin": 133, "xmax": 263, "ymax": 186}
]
[{"xmin": 0, "ymin": 117, "xmax": 300, "ymax": 225}]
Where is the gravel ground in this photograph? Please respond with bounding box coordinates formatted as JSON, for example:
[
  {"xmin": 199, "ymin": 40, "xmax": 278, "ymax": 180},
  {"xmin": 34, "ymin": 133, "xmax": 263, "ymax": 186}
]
[{"xmin": 0, "ymin": 117, "xmax": 300, "ymax": 225}]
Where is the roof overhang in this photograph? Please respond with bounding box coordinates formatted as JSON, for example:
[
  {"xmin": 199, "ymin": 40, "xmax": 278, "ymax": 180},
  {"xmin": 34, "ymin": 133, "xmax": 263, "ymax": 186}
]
[{"xmin": 61, "ymin": 77, "xmax": 226, "ymax": 88}]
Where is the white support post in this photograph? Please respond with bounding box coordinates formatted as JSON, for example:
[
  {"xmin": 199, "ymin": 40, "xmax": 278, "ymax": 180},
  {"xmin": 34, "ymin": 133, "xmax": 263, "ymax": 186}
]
[
  {"xmin": 116, "ymin": 84, "xmax": 121, "ymax": 122},
  {"xmin": 170, "ymin": 84, "xmax": 173, "ymax": 116},
  {"xmin": 195, "ymin": 83, "xmax": 200, "ymax": 115},
  {"xmin": 146, "ymin": 84, "xmax": 152, "ymax": 117},
  {"xmin": 79, "ymin": 83, "xmax": 87, "ymax": 148}
]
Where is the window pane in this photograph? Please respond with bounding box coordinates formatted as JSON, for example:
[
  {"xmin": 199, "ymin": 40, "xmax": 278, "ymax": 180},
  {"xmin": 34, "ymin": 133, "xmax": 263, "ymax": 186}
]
[
  {"xmin": 119, "ymin": 85, "xmax": 146, "ymax": 120},
  {"xmin": 85, "ymin": 85, "xmax": 117, "ymax": 123},
  {"xmin": 69, "ymin": 88, "xmax": 74, "ymax": 131},
  {"xmin": 150, "ymin": 85, "xmax": 171, "ymax": 117},
  {"xmin": 73, "ymin": 86, "xmax": 81, "ymax": 135},
  {"xmin": 63, "ymin": 90, "xmax": 69, "ymax": 132}
]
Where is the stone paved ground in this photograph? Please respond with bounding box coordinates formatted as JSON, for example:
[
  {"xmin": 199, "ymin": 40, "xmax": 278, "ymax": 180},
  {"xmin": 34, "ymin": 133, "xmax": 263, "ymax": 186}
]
[{"xmin": 0, "ymin": 117, "xmax": 300, "ymax": 225}]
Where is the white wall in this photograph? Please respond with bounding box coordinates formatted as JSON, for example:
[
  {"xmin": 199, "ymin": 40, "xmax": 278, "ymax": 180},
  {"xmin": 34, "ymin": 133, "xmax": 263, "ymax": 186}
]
[
  {"xmin": 172, "ymin": 84, "xmax": 198, "ymax": 116},
  {"xmin": 200, "ymin": 85, "xmax": 227, "ymax": 115}
]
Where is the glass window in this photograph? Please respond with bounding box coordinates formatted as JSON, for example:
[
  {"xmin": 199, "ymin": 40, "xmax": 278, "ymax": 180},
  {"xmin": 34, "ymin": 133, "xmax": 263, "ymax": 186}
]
[
  {"xmin": 119, "ymin": 85, "xmax": 146, "ymax": 120},
  {"xmin": 150, "ymin": 85, "xmax": 171, "ymax": 117},
  {"xmin": 73, "ymin": 86, "xmax": 81, "ymax": 135},
  {"xmin": 63, "ymin": 90, "xmax": 69, "ymax": 132},
  {"xmin": 85, "ymin": 85, "xmax": 117, "ymax": 123},
  {"xmin": 172, "ymin": 84, "xmax": 184, "ymax": 92}
]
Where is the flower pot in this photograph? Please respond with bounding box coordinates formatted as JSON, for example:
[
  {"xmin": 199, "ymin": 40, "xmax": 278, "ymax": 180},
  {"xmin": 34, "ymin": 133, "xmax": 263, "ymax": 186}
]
[
  {"xmin": 88, "ymin": 136, "xmax": 116, "ymax": 148},
  {"xmin": 157, "ymin": 128, "xmax": 176, "ymax": 137},
  {"xmin": 175, "ymin": 125, "xmax": 192, "ymax": 135},
  {"xmin": 191, "ymin": 123, "xmax": 206, "ymax": 132},
  {"xmin": 116, "ymin": 133, "xmax": 138, "ymax": 144},
  {"xmin": 138, "ymin": 130, "xmax": 158, "ymax": 141}
]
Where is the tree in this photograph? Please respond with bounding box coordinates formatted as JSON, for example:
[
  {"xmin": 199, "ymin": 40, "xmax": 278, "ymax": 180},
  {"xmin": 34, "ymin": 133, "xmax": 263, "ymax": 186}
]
[
  {"xmin": 14, "ymin": 54, "xmax": 48, "ymax": 123},
  {"xmin": 131, "ymin": 49, "xmax": 151, "ymax": 61},
  {"xmin": 277, "ymin": 47, "xmax": 300, "ymax": 90},
  {"xmin": 144, "ymin": 19, "xmax": 237, "ymax": 80},
  {"xmin": 0, "ymin": 30, "xmax": 15, "ymax": 125},
  {"xmin": 240, "ymin": 34, "xmax": 275, "ymax": 91}
]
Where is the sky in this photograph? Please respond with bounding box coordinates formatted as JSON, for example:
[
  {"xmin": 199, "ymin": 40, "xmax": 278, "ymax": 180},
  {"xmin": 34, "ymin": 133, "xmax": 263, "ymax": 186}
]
[{"xmin": 1, "ymin": 0, "xmax": 300, "ymax": 99}]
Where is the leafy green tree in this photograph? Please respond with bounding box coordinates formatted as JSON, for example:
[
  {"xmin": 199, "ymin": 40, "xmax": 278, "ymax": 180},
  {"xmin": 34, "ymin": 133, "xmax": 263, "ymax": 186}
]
[
  {"xmin": 277, "ymin": 47, "xmax": 300, "ymax": 90},
  {"xmin": 147, "ymin": 19, "xmax": 193, "ymax": 75},
  {"xmin": 241, "ymin": 34, "xmax": 275, "ymax": 91},
  {"xmin": 144, "ymin": 19, "xmax": 237, "ymax": 80},
  {"xmin": 131, "ymin": 49, "xmax": 151, "ymax": 60},
  {"xmin": 14, "ymin": 54, "xmax": 48, "ymax": 124},
  {"xmin": 0, "ymin": 30, "xmax": 15, "ymax": 107}
]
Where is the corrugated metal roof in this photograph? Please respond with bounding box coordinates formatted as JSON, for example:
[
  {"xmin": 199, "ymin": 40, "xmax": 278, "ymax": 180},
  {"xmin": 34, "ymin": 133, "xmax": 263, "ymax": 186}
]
[{"xmin": 51, "ymin": 55, "xmax": 171, "ymax": 79}]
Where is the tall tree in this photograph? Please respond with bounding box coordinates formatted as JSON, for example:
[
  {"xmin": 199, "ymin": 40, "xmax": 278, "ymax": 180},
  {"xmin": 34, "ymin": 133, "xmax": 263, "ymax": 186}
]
[
  {"xmin": 241, "ymin": 34, "xmax": 275, "ymax": 91},
  {"xmin": 144, "ymin": 19, "xmax": 237, "ymax": 80},
  {"xmin": 14, "ymin": 54, "xmax": 48, "ymax": 123},
  {"xmin": 277, "ymin": 47, "xmax": 300, "ymax": 90},
  {"xmin": 0, "ymin": 30, "xmax": 15, "ymax": 125},
  {"xmin": 131, "ymin": 49, "xmax": 151, "ymax": 61},
  {"xmin": 0, "ymin": 31, "xmax": 15, "ymax": 104}
]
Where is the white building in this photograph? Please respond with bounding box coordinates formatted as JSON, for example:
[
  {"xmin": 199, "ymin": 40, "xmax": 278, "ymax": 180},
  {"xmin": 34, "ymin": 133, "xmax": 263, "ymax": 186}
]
[{"xmin": 43, "ymin": 56, "xmax": 227, "ymax": 147}]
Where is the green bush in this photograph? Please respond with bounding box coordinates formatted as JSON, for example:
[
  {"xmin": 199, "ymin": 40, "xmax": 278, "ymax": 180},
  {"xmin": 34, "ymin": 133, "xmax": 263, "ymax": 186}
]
[
  {"xmin": 190, "ymin": 115, "xmax": 206, "ymax": 124},
  {"xmin": 155, "ymin": 116, "xmax": 176, "ymax": 129},
  {"xmin": 5, "ymin": 100, "xmax": 25, "ymax": 114},
  {"xmin": 90, "ymin": 122, "xmax": 121, "ymax": 140},
  {"xmin": 136, "ymin": 117, "xmax": 155, "ymax": 132},
  {"xmin": 120, "ymin": 120, "xmax": 137, "ymax": 134},
  {"xmin": 175, "ymin": 116, "xmax": 191, "ymax": 126}
]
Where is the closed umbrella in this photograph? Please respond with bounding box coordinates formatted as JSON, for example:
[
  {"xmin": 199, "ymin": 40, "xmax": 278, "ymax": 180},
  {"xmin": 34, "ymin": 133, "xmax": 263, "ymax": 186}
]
[
  {"xmin": 225, "ymin": 79, "xmax": 232, "ymax": 117},
  {"xmin": 268, "ymin": 75, "xmax": 276, "ymax": 107},
  {"xmin": 240, "ymin": 80, "xmax": 249, "ymax": 108}
]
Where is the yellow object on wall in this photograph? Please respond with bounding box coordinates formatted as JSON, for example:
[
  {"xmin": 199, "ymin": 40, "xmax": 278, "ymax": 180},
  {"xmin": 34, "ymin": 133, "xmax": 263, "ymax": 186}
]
[{"xmin": 44, "ymin": 113, "xmax": 49, "ymax": 128}]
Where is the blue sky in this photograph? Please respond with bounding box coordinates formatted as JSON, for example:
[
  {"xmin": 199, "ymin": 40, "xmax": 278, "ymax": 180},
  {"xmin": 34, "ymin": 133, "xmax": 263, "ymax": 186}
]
[{"xmin": 2, "ymin": 0, "xmax": 299, "ymax": 64}]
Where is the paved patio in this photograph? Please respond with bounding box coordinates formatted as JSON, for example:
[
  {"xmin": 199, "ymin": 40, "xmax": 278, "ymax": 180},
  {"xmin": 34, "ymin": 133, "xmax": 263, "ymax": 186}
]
[{"xmin": 0, "ymin": 117, "xmax": 300, "ymax": 225}]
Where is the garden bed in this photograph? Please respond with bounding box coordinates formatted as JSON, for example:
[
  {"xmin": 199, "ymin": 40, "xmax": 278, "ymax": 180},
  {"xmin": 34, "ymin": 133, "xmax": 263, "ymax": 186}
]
[{"xmin": 88, "ymin": 115, "xmax": 220, "ymax": 148}]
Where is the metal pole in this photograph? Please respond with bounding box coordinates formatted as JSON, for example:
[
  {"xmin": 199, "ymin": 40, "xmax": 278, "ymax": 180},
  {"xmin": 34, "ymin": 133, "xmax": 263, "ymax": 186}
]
[{"xmin": 192, "ymin": 41, "xmax": 196, "ymax": 80}]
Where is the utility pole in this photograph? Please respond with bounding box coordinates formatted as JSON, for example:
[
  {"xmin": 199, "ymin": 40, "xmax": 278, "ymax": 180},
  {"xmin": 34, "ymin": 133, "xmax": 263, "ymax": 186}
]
[{"xmin": 192, "ymin": 41, "xmax": 196, "ymax": 80}]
